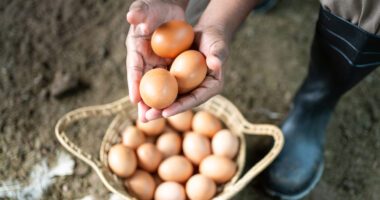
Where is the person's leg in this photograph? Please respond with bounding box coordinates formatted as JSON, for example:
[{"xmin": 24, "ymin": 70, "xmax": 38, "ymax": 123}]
[
  {"xmin": 320, "ymin": 0, "xmax": 380, "ymax": 35},
  {"xmin": 262, "ymin": 2, "xmax": 380, "ymax": 200}
]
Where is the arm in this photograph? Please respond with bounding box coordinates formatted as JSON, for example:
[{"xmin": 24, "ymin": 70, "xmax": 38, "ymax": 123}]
[
  {"xmin": 158, "ymin": 0, "xmax": 260, "ymax": 118},
  {"xmin": 197, "ymin": 0, "xmax": 260, "ymax": 42}
]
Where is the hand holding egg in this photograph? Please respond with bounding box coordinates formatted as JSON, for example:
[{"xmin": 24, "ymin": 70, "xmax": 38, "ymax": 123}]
[
  {"xmin": 125, "ymin": 0, "xmax": 186, "ymax": 111},
  {"xmin": 126, "ymin": 1, "xmax": 228, "ymax": 122}
]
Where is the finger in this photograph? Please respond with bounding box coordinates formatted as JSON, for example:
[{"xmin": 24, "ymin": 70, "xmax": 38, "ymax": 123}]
[
  {"xmin": 142, "ymin": 64, "xmax": 155, "ymax": 74},
  {"xmin": 162, "ymin": 76, "xmax": 222, "ymax": 117},
  {"xmin": 138, "ymin": 101, "xmax": 149, "ymax": 123},
  {"xmin": 206, "ymin": 55, "xmax": 223, "ymax": 80},
  {"xmin": 154, "ymin": 65, "xmax": 166, "ymax": 69},
  {"xmin": 127, "ymin": 4, "xmax": 159, "ymax": 36},
  {"xmin": 127, "ymin": 1, "xmax": 148, "ymax": 25},
  {"xmin": 208, "ymin": 40, "xmax": 228, "ymax": 64},
  {"xmin": 127, "ymin": 50, "xmax": 144, "ymax": 103},
  {"xmin": 145, "ymin": 108, "xmax": 163, "ymax": 121},
  {"xmin": 135, "ymin": 23, "xmax": 151, "ymax": 37}
]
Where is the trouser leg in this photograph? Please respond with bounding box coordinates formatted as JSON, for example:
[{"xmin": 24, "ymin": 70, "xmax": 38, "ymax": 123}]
[
  {"xmin": 320, "ymin": 0, "xmax": 380, "ymax": 35},
  {"xmin": 263, "ymin": 6, "xmax": 380, "ymax": 200}
]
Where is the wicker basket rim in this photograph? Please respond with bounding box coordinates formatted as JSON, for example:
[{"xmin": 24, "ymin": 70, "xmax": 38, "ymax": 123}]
[{"xmin": 55, "ymin": 95, "xmax": 284, "ymax": 200}]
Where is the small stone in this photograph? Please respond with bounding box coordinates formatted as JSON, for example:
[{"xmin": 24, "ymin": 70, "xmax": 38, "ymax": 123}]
[
  {"xmin": 50, "ymin": 71, "xmax": 80, "ymax": 97},
  {"xmin": 62, "ymin": 184, "xmax": 69, "ymax": 192},
  {"xmin": 33, "ymin": 74, "xmax": 44, "ymax": 86},
  {"xmin": 38, "ymin": 88, "xmax": 49, "ymax": 100},
  {"xmin": 49, "ymin": 70, "xmax": 88, "ymax": 98},
  {"xmin": 76, "ymin": 163, "xmax": 91, "ymax": 177},
  {"xmin": 35, "ymin": 139, "xmax": 41, "ymax": 149}
]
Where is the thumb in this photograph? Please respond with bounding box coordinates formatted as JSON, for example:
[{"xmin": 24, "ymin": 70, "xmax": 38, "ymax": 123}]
[
  {"xmin": 206, "ymin": 56, "xmax": 222, "ymax": 78},
  {"xmin": 208, "ymin": 40, "xmax": 228, "ymax": 64},
  {"xmin": 127, "ymin": 1, "xmax": 149, "ymax": 25},
  {"xmin": 205, "ymin": 40, "xmax": 228, "ymax": 79}
]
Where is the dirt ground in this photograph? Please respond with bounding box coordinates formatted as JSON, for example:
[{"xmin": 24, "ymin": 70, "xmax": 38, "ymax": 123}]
[{"xmin": 1, "ymin": 0, "xmax": 379, "ymax": 199}]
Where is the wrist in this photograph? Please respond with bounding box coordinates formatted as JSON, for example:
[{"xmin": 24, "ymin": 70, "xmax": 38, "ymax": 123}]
[
  {"xmin": 196, "ymin": 21, "xmax": 232, "ymax": 43},
  {"xmin": 196, "ymin": 0, "xmax": 259, "ymax": 41},
  {"xmin": 169, "ymin": 0, "xmax": 189, "ymax": 10}
]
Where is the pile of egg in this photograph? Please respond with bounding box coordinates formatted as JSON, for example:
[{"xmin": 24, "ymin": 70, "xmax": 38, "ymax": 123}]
[{"xmin": 108, "ymin": 110, "xmax": 240, "ymax": 200}]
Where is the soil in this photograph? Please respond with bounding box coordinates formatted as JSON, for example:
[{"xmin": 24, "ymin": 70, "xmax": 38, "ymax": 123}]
[{"xmin": 1, "ymin": 0, "xmax": 379, "ymax": 199}]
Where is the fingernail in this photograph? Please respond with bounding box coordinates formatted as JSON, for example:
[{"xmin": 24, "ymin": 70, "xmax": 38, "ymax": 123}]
[
  {"xmin": 131, "ymin": 97, "xmax": 138, "ymax": 105},
  {"xmin": 137, "ymin": 24, "xmax": 150, "ymax": 36},
  {"xmin": 162, "ymin": 111, "xmax": 168, "ymax": 118},
  {"xmin": 145, "ymin": 114, "xmax": 153, "ymax": 121},
  {"xmin": 146, "ymin": 112, "xmax": 161, "ymax": 121},
  {"xmin": 139, "ymin": 115, "xmax": 147, "ymax": 123}
]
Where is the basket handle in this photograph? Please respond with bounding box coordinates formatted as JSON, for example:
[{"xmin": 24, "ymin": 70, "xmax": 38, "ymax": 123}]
[
  {"xmin": 54, "ymin": 96, "xmax": 133, "ymax": 169},
  {"xmin": 215, "ymin": 120, "xmax": 284, "ymax": 200}
]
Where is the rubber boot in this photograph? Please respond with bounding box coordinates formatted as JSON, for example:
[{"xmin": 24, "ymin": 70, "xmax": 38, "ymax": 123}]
[{"xmin": 262, "ymin": 7, "xmax": 380, "ymax": 200}]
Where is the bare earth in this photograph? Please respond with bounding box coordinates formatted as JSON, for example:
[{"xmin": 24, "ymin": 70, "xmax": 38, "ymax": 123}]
[{"xmin": 1, "ymin": 0, "xmax": 379, "ymax": 199}]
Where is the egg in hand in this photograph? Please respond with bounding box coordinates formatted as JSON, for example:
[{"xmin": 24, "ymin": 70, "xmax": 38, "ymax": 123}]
[
  {"xmin": 170, "ymin": 50, "xmax": 207, "ymax": 94},
  {"xmin": 151, "ymin": 20, "xmax": 194, "ymax": 58}
]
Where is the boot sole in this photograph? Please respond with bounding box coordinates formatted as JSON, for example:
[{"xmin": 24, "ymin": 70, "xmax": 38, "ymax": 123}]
[{"xmin": 264, "ymin": 162, "xmax": 324, "ymax": 200}]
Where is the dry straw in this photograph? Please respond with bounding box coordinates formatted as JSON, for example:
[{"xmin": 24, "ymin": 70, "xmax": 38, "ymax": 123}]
[{"xmin": 55, "ymin": 95, "xmax": 284, "ymax": 200}]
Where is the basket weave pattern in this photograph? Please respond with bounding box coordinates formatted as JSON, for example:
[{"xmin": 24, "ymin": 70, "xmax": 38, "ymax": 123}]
[{"xmin": 55, "ymin": 95, "xmax": 284, "ymax": 200}]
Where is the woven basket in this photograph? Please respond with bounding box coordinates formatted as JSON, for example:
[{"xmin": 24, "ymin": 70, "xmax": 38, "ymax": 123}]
[{"xmin": 55, "ymin": 95, "xmax": 284, "ymax": 200}]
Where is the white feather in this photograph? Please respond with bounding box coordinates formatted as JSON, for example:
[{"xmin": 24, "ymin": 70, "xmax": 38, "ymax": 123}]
[
  {"xmin": 0, "ymin": 181, "xmax": 22, "ymax": 198},
  {"xmin": 79, "ymin": 195, "xmax": 96, "ymax": 200},
  {"xmin": 0, "ymin": 151, "xmax": 75, "ymax": 200},
  {"xmin": 49, "ymin": 151, "xmax": 75, "ymax": 177},
  {"xmin": 109, "ymin": 193, "xmax": 125, "ymax": 200}
]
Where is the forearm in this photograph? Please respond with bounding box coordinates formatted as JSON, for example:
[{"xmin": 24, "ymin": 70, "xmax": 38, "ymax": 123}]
[
  {"xmin": 171, "ymin": 0, "xmax": 189, "ymax": 10},
  {"xmin": 196, "ymin": 0, "xmax": 260, "ymax": 41}
]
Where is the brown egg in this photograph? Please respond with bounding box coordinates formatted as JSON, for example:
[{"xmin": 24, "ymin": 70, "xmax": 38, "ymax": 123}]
[
  {"xmin": 156, "ymin": 132, "xmax": 182, "ymax": 158},
  {"xmin": 108, "ymin": 144, "xmax": 137, "ymax": 178},
  {"xmin": 136, "ymin": 118, "xmax": 166, "ymax": 136},
  {"xmin": 136, "ymin": 143, "xmax": 163, "ymax": 172},
  {"xmin": 124, "ymin": 170, "xmax": 155, "ymax": 200},
  {"xmin": 182, "ymin": 132, "xmax": 211, "ymax": 165},
  {"xmin": 122, "ymin": 126, "xmax": 146, "ymax": 149},
  {"xmin": 151, "ymin": 20, "xmax": 194, "ymax": 58},
  {"xmin": 192, "ymin": 111, "xmax": 222, "ymax": 138},
  {"xmin": 139, "ymin": 68, "xmax": 178, "ymax": 109},
  {"xmin": 155, "ymin": 182, "xmax": 186, "ymax": 200},
  {"xmin": 170, "ymin": 50, "xmax": 207, "ymax": 94},
  {"xmin": 212, "ymin": 129, "xmax": 239, "ymax": 159},
  {"xmin": 158, "ymin": 156, "xmax": 193, "ymax": 183},
  {"xmin": 186, "ymin": 174, "xmax": 216, "ymax": 200},
  {"xmin": 199, "ymin": 155, "xmax": 237, "ymax": 184},
  {"xmin": 167, "ymin": 110, "xmax": 193, "ymax": 132}
]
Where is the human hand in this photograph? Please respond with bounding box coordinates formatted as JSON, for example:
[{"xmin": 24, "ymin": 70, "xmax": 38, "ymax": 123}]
[
  {"xmin": 144, "ymin": 24, "xmax": 229, "ymax": 121},
  {"xmin": 126, "ymin": 0, "xmax": 186, "ymax": 121}
]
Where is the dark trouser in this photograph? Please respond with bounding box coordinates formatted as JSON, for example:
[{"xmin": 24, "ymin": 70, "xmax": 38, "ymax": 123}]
[
  {"xmin": 187, "ymin": 0, "xmax": 380, "ymax": 36},
  {"xmin": 320, "ymin": 0, "xmax": 380, "ymax": 35},
  {"xmin": 298, "ymin": 8, "xmax": 380, "ymax": 109},
  {"xmin": 263, "ymin": 6, "xmax": 380, "ymax": 199}
]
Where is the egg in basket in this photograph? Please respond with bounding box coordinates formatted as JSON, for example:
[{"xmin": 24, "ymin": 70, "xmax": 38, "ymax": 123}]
[{"xmin": 55, "ymin": 95, "xmax": 283, "ymax": 200}]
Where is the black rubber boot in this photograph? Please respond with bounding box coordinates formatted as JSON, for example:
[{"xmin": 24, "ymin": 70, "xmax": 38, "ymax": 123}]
[{"xmin": 262, "ymin": 7, "xmax": 380, "ymax": 200}]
